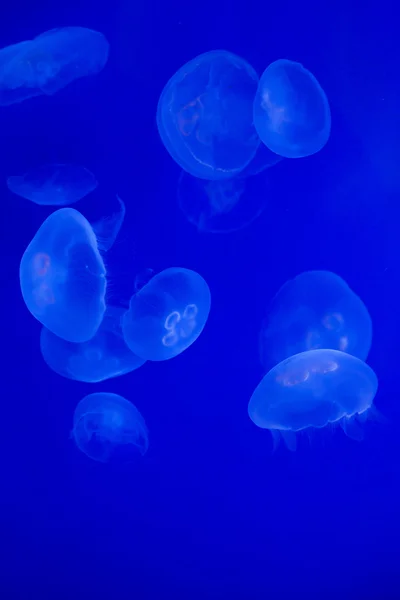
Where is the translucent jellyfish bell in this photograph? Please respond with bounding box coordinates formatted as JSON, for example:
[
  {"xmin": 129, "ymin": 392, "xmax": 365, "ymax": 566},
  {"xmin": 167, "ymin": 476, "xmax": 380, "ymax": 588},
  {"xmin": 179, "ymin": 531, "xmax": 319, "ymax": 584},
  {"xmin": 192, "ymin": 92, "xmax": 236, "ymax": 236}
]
[
  {"xmin": 7, "ymin": 163, "xmax": 97, "ymax": 206},
  {"xmin": 260, "ymin": 271, "xmax": 372, "ymax": 370},
  {"xmin": 40, "ymin": 306, "xmax": 146, "ymax": 382},
  {"xmin": 20, "ymin": 197, "xmax": 125, "ymax": 342},
  {"xmin": 72, "ymin": 392, "xmax": 149, "ymax": 463},
  {"xmin": 248, "ymin": 349, "xmax": 378, "ymax": 451},
  {"xmin": 0, "ymin": 27, "xmax": 109, "ymax": 106},
  {"xmin": 253, "ymin": 59, "xmax": 331, "ymax": 158},
  {"xmin": 122, "ymin": 267, "xmax": 211, "ymax": 361},
  {"xmin": 157, "ymin": 50, "xmax": 260, "ymax": 180}
]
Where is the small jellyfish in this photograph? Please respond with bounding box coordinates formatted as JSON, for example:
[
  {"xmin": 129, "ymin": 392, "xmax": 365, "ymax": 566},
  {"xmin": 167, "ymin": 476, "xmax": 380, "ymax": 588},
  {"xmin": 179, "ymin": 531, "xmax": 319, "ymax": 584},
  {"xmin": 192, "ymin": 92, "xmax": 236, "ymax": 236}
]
[
  {"xmin": 20, "ymin": 197, "xmax": 125, "ymax": 342},
  {"xmin": 40, "ymin": 306, "xmax": 146, "ymax": 382},
  {"xmin": 248, "ymin": 349, "xmax": 379, "ymax": 451},
  {"xmin": 72, "ymin": 392, "xmax": 149, "ymax": 463},
  {"xmin": 157, "ymin": 50, "xmax": 260, "ymax": 180},
  {"xmin": 7, "ymin": 163, "xmax": 97, "ymax": 206},
  {"xmin": 253, "ymin": 59, "xmax": 331, "ymax": 158},
  {"xmin": 260, "ymin": 271, "xmax": 372, "ymax": 370},
  {"xmin": 0, "ymin": 27, "xmax": 109, "ymax": 106},
  {"xmin": 177, "ymin": 168, "xmax": 269, "ymax": 234},
  {"xmin": 122, "ymin": 267, "xmax": 211, "ymax": 361}
]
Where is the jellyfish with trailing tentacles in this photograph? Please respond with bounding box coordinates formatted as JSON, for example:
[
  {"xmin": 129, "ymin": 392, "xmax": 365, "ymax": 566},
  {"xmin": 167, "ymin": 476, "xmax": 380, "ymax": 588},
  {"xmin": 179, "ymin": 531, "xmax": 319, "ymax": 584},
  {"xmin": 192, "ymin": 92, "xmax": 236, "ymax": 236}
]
[
  {"xmin": 253, "ymin": 59, "xmax": 331, "ymax": 159},
  {"xmin": 157, "ymin": 50, "xmax": 260, "ymax": 180},
  {"xmin": 260, "ymin": 271, "xmax": 372, "ymax": 371},
  {"xmin": 122, "ymin": 267, "xmax": 211, "ymax": 361},
  {"xmin": 40, "ymin": 306, "xmax": 146, "ymax": 382},
  {"xmin": 72, "ymin": 392, "xmax": 148, "ymax": 463},
  {"xmin": 7, "ymin": 163, "xmax": 97, "ymax": 206},
  {"xmin": 20, "ymin": 196, "xmax": 125, "ymax": 343},
  {"xmin": 248, "ymin": 349, "xmax": 379, "ymax": 451},
  {"xmin": 0, "ymin": 27, "xmax": 109, "ymax": 106}
]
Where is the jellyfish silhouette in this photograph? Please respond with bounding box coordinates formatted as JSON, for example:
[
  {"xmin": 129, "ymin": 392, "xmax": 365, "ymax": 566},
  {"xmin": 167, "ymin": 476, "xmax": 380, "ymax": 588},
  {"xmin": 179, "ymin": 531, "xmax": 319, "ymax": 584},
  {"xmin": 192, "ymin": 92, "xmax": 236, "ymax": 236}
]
[
  {"xmin": 0, "ymin": 27, "xmax": 109, "ymax": 106},
  {"xmin": 259, "ymin": 271, "xmax": 372, "ymax": 370},
  {"xmin": 72, "ymin": 392, "xmax": 149, "ymax": 463},
  {"xmin": 157, "ymin": 50, "xmax": 260, "ymax": 180},
  {"xmin": 253, "ymin": 59, "xmax": 331, "ymax": 158},
  {"xmin": 20, "ymin": 197, "xmax": 125, "ymax": 342},
  {"xmin": 7, "ymin": 163, "xmax": 97, "ymax": 206},
  {"xmin": 40, "ymin": 306, "xmax": 146, "ymax": 382},
  {"xmin": 122, "ymin": 267, "xmax": 211, "ymax": 361},
  {"xmin": 248, "ymin": 349, "xmax": 378, "ymax": 451}
]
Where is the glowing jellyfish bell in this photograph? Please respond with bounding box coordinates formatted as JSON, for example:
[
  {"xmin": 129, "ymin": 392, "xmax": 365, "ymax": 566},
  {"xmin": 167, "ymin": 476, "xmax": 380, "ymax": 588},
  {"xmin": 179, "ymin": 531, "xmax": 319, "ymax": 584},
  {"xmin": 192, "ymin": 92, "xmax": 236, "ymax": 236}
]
[
  {"xmin": 122, "ymin": 267, "xmax": 211, "ymax": 361},
  {"xmin": 20, "ymin": 196, "xmax": 125, "ymax": 343},
  {"xmin": 259, "ymin": 270, "xmax": 372, "ymax": 371},
  {"xmin": 248, "ymin": 349, "xmax": 379, "ymax": 451},
  {"xmin": 40, "ymin": 305, "xmax": 146, "ymax": 383},
  {"xmin": 72, "ymin": 392, "xmax": 149, "ymax": 463},
  {"xmin": 157, "ymin": 50, "xmax": 260, "ymax": 180},
  {"xmin": 7, "ymin": 163, "xmax": 97, "ymax": 206},
  {"xmin": 253, "ymin": 59, "xmax": 331, "ymax": 159}
]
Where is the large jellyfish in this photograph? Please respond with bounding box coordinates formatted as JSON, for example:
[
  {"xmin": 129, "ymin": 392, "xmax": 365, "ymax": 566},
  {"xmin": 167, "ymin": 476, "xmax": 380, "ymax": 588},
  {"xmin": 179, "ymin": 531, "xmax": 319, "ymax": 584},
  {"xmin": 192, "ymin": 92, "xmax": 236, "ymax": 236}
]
[
  {"xmin": 253, "ymin": 59, "xmax": 331, "ymax": 158},
  {"xmin": 40, "ymin": 306, "xmax": 146, "ymax": 382},
  {"xmin": 0, "ymin": 27, "xmax": 109, "ymax": 106},
  {"xmin": 248, "ymin": 349, "xmax": 379, "ymax": 451},
  {"xmin": 260, "ymin": 271, "xmax": 372, "ymax": 370},
  {"xmin": 7, "ymin": 163, "xmax": 97, "ymax": 206},
  {"xmin": 20, "ymin": 197, "xmax": 125, "ymax": 343},
  {"xmin": 72, "ymin": 392, "xmax": 149, "ymax": 463},
  {"xmin": 122, "ymin": 267, "xmax": 211, "ymax": 361},
  {"xmin": 157, "ymin": 50, "xmax": 260, "ymax": 180}
]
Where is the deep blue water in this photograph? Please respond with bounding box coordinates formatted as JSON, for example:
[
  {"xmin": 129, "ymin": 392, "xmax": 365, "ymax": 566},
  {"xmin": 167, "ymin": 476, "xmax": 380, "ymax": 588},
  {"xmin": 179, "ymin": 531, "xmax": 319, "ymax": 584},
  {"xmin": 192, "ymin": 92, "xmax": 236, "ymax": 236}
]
[{"xmin": 1, "ymin": 1, "xmax": 399, "ymax": 598}]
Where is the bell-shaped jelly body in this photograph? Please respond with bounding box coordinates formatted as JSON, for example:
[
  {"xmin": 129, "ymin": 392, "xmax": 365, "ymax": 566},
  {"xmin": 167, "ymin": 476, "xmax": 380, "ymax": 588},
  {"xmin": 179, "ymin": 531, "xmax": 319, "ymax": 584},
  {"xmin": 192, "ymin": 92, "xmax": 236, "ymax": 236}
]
[
  {"xmin": 122, "ymin": 267, "xmax": 211, "ymax": 361},
  {"xmin": 248, "ymin": 349, "xmax": 378, "ymax": 451},
  {"xmin": 20, "ymin": 208, "xmax": 107, "ymax": 343},
  {"xmin": 260, "ymin": 271, "xmax": 372, "ymax": 370},
  {"xmin": 7, "ymin": 163, "xmax": 97, "ymax": 206},
  {"xmin": 40, "ymin": 306, "xmax": 146, "ymax": 382},
  {"xmin": 157, "ymin": 50, "xmax": 260, "ymax": 180},
  {"xmin": 253, "ymin": 59, "xmax": 331, "ymax": 158},
  {"xmin": 0, "ymin": 27, "xmax": 109, "ymax": 106},
  {"xmin": 72, "ymin": 392, "xmax": 149, "ymax": 463}
]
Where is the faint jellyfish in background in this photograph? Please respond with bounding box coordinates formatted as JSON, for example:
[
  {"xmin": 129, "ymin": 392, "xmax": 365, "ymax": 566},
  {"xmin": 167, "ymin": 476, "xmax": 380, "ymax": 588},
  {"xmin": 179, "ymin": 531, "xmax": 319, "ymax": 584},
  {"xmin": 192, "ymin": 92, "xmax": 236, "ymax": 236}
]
[
  {"xmin": 72, "ymin": 392, "xmax": 149, "ymax": 463},
  {"xmin": 40, "ymin": 306, "xmax": 146, "ymax": 382},
  {"xmin": 20, "ymin": 196, "xmax": 125, "ymax": 342},
  {"xmin": 0, "ymin": 26, "xmax": 109, "ymax": 106},
  {"xmin": 122, "ymin": 267, "xmax": 211, "ymax": 361},
  {"xmin": 259, "ymin": 271, "xmax": 372, "ymax": 371},
  {"xmin": 7, "ymin": 163, "xmax": 98, "ymax": 206},
  {"xmin": 248, "ymin": 349, "xmax": 379, "ymax": 451},
  {"xmin": 253, "ymin": 59, "xmax": 331, "ymax": 158},
  {"xmin": 134, "ymin": 267, "xmax": 155, "ymax": 292},
  {"xmin": 157, "ymin": 50, "xmax": 260, "ymax": 180}
]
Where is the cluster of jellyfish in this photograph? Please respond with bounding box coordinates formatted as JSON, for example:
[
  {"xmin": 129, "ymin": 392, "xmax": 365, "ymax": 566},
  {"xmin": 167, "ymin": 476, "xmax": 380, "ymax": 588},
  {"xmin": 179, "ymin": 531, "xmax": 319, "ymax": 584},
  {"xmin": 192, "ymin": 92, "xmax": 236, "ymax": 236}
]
[
  {"xmin": 249, "ymin": 271, "xmax": 379, "ymax": 451},
  {"xmin": 157, "ymin": 50, "xmax": 331, "ymax": 233},
  {"xmin": 3, "ymin": 27, "xmax": 213, "ymax": 463}
]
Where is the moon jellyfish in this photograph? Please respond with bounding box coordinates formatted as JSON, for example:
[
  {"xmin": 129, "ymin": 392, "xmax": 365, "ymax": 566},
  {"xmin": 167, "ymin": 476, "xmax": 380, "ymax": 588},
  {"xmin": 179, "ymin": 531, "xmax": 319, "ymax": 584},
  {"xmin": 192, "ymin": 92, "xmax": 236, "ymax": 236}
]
[
  {"xmin": 178, "ymin": 167, "xmax": 269, "ymax": 234},
  {"xmin": 20, "ymin": 197, "xmax": 125, "ymax": 342},
  {"xmin": 7, "ymin": 163, "xmax": 97, "ymax": 206},
  {"xmin": 260, "ymin": 271, "xmax": 372, "ymax": 370},
  {"xmin": 72, "ymin": 392, "xmax": 149, "ymax": 463},
  {"xmin": 157, "ymin": 50, "xmax": 260, "ymax": 180},
  {"xmin": 122, "ymin": 267, "xmax": 211, "ymax": 361},
  {"xmin": 253, "ymin": 59, "xmax": 331, "ymax": 158},
  {"xmin": 248, "ymin": 349, "xmax": 378, "ymax": 451},
  {"xmin": 40, "ymin": 306, "xmax": 146, "ymax": 382},
  {"xmin": 0, "ymin": 27, "xmax": 109, "ymax": 106}
]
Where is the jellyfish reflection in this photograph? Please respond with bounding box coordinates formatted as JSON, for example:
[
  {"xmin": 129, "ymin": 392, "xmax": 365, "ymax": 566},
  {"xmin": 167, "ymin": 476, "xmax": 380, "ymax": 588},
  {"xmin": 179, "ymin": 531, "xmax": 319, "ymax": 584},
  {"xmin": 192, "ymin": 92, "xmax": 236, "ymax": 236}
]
[{"xmin": 72, "ymin": 392, "xmax": 148, "ymax": 463}]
